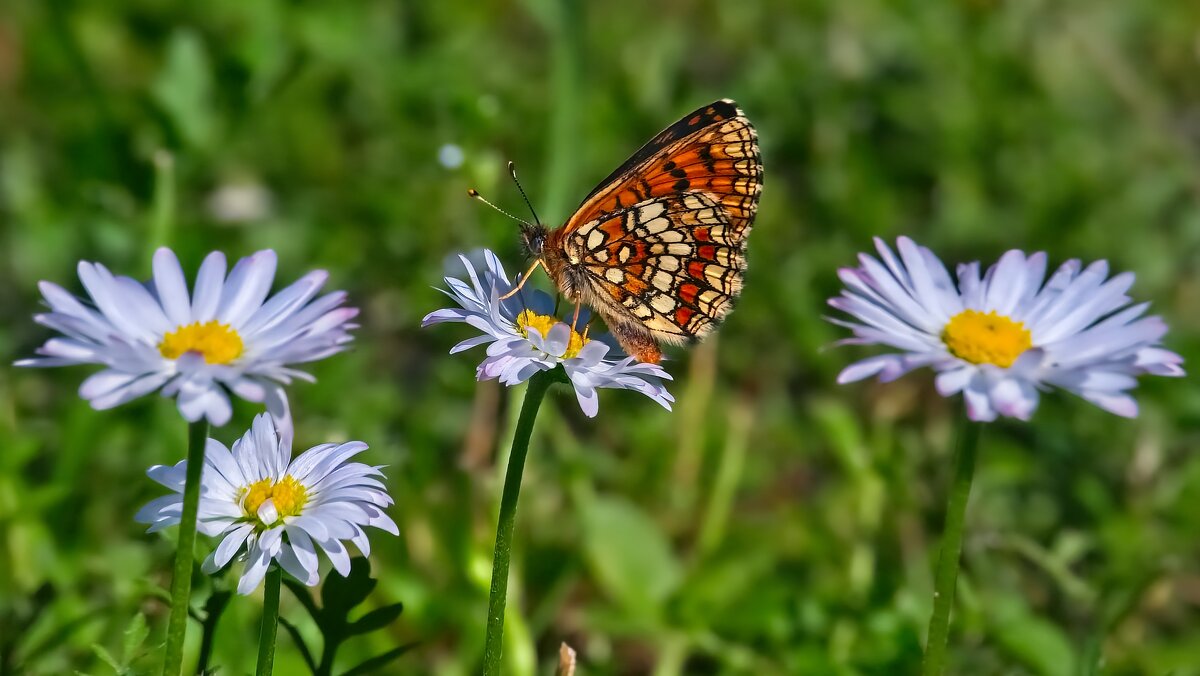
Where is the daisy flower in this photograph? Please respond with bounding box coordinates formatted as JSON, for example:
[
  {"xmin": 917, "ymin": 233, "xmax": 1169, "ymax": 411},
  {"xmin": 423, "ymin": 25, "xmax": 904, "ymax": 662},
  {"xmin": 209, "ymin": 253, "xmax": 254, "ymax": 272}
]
[
  {"xmin": 136, "ymin": 414, "xmax": 397, "ymax": 594},
  {"xmin": 421, "ymin": 250, "xmax": 674, "ymax": 417},
  {"xmin": 829, "ymin": 237, "xmax": 1184, "ymax": 421},
  {"xmin": 16, "ymin": 248, "xmax": 358, "ymax": 426}
]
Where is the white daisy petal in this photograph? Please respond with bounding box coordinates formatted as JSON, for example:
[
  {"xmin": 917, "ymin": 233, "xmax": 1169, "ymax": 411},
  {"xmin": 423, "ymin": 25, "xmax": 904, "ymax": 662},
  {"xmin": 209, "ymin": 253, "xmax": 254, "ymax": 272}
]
[
  {"xmin": 963, "ymin": 377, "xmax": 998, "ymax": 422},
  {"xmin": 135, "ymin": 494, "xmax": 181, "ymax": 526},
  {"xmin": 829, "ymin": 238, "xmax": 1182, "ymax": 420},
  {"xmin": 319, "ymin": 537, "xmax": 352, "ymax": 577},
  {"xmin": 16, "ymin": 247, "xmax": 356, "ymax": 426},
  {"xmin": 152, "ymin": 248, "xmax": 193, "ymax": 327},
  {"xmin": 237, "ymin": 543, "xmax": 273, "ymax": 595},
  {"xmin": 88, "ymin": 372, "xmax": 174, "ymax": 410},
  {"xmin": 935, "ymin": 366, "xmax": 975, "ymax": 396},
  {"xmin": 207, "ymin": 523, "xmax": 254, "ymax": 572},
  {"xmin": 276, "ymin": 541, "xmax": 317, "ymax": 586},
  {"xmin": 282, "ymin": 527, "xmax": 321, "ymax": 585},
  {"xmin": 136, "ymin": 413, "xmax": 397, "ymax": 594}
]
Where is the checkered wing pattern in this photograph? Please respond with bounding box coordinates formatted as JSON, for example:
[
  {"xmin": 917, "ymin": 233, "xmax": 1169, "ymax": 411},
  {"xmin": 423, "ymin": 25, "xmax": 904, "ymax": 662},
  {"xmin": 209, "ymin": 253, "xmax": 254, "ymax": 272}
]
[
  {"xmin": 538, "ymin": 99, "xmax": 761, "ymax": 361},
  {"xmin": 566, "ymin": 193, "xmax": 746, "ymax": 344},
  {"xmin": 565, "ymin": 99, "xmax": 762, "ymax": 238}
]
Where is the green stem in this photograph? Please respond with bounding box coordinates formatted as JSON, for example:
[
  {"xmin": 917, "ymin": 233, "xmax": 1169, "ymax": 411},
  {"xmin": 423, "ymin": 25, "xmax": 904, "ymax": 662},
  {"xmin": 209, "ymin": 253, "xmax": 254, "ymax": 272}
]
[
  {"xmin": 541, "ymin": 0, "xmax": 583, "ymax": 221},
  {"xmin": 256, "ymin": 566, "xmax": 282, "ymax": 676},
  {"xmin": 481, "ymin": 370, "xmax": 555, "ymax": 675},
  {"xmin": 161, "ymin": 420, "xmax": 209, "ymax": 676},
  {"xmin": 921, "ymin": 418, "xmax": 983, "ymax": 676},
  {"xmin": 148, "ymin": 150, "xmax": 176, "ymax": 270}
]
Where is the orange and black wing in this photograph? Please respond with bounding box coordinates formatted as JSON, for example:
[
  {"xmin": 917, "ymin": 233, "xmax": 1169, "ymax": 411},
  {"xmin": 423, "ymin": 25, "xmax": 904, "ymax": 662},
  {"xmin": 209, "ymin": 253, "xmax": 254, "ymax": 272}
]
[
  {"xmin": 565, "ymin": 99, "xmax": 762, "ymax": 238},
  {"xmin": 564, "ymin": 193, "xmax": 746, "ymax": 345}
]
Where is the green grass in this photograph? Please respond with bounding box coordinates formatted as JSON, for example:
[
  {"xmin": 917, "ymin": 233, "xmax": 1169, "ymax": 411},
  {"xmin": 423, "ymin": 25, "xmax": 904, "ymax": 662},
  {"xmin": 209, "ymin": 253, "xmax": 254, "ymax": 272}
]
[{"xmin": 2, "ymin": 0, "xmax": 1200, "ymax": 673}]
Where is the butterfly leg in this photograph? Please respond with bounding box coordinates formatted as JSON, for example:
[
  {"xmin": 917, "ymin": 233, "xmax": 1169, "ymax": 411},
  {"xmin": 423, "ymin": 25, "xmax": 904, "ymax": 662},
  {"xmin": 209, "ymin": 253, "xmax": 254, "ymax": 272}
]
[
  {"xmin": 570, "ymin": 302, "xmax": 582, "ymax": 332},
  {"xmin": 498, "ymin": 259, "xmax": 545, "ymax": 301}
]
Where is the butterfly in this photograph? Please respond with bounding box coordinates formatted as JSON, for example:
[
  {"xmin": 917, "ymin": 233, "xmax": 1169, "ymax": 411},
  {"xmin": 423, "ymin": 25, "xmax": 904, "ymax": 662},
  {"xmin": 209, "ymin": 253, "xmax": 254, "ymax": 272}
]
[{"xmin": 494, "ymin": 99, "xmax": 762, "ymax": 363}]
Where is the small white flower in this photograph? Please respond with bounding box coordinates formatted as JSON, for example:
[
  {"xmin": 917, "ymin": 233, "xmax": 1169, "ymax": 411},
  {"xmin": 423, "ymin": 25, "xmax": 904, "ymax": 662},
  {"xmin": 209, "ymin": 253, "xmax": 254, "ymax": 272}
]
[
  {"xmin": 829, "ymin": 237, "xmax": 1184, "ymax": 421},
  {"xmin": 422, "ymin": 250, "xmax": 674, "ymax": 417},
  {"xmin": 136, "ymin": 414, "xmax": 397, "ymax": 594},
  {"xmin": 437, "ymin": 143, "xmax": 465, "ymax": 170},
  {"xmin": 17, "ymin": 248, "xmax": 358, "ymax": 426}
]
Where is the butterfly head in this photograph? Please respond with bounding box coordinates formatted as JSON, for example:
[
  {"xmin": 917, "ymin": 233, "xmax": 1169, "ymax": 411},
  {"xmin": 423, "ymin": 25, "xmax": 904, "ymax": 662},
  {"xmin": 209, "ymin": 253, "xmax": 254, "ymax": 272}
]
[{"xmin": 520, "ymin": 222, "xmax": 549, "ymax": 258}]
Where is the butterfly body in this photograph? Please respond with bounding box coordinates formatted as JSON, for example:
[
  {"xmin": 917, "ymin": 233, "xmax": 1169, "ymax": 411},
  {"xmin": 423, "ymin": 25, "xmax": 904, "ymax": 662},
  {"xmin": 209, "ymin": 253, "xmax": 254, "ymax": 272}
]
[{"xmin": 523, "ymin": 99, "xmax": 762, "ymax": 363}]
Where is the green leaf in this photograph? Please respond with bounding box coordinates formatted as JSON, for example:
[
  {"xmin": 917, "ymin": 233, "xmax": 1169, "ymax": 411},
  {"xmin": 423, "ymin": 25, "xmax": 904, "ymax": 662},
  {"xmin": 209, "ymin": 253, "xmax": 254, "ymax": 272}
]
[
  {"xmin": 347, "ymin": 603, "xmax": 404, "ymax": 636},
  {"xmin": 340, "ymin": 643, "xmax": 419, "ymax": 676},
  {"xmin": 150, "ymin": 30, "xmax": 216, "ymax": 149},
  {"xmin": 90, "ymin": 644, "xmax": 122, "ymax": 674},
  {"xmin": 120, "ymin": 613, "xmax": 148, "ymax": 664},
  {"xmin": 321, "ymin": 557, "xmax": 377, "ymax": 621},
  {"xmin": 283, "ymin": 558, "xmax": 403, "ymax": 673},
  {"xmin": 580, "ymin": 495, "xmax": 682, "ymax": 619},
  {"xmin": 990, "ymin": 601, "xmax": 1077, "ymax": 676}
]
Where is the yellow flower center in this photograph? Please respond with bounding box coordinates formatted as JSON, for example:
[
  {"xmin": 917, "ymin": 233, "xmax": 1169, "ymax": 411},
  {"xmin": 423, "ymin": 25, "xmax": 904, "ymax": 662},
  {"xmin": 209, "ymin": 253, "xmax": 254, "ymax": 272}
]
[
  {"xmin": 240, "ymin": 475, "xmax": 308, "ymax": 525},
  {"xmin": 159, "ymin": 321, "xmax": 244, "ymax": 364},
  {"xmin": 515, "ymin": 309, "xmax": 588, "ymax": 359},
  {"xmin": 941, "ymin": 309, "xmax": 1033, "ymax": 368}
]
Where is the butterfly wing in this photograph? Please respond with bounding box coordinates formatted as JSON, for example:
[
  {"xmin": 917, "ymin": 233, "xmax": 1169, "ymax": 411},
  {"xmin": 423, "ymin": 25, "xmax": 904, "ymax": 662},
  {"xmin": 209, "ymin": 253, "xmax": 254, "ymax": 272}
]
[
  {"xmin": 565, "ymin": 99, "xmax": 762, "ymax": 238},
  {"xmin": 565, "ymin": 193, "xmax": 746, "ymax": 347}
]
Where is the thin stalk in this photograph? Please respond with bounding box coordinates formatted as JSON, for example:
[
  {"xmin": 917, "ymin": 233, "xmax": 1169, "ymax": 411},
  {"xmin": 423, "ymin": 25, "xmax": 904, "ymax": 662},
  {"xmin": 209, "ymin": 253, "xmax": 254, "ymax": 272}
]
[
  {"xmin": 695, "ymin": 397, "xmax": 751, "ymax": 557},
  {"xmin": 481, "ymin": 369, "xmax": 555, "ymax": 675},
  {"xmin": 921, "ymin": 418, "xmax": 983, "ymax": 676},
  {"xmin": 256, "ymin": 566, "xmax": 282, "ymax": 676},
  {"xmin": 148, "ymin": 150, "xmax": 176, "ymax": 270},
  {"xmin": 161, "ymin": 420, "xmax": 210, "ymax": 676},
  {"xmin": 541, "ymin": 0, "xmax": 583, "ymax": 221}
]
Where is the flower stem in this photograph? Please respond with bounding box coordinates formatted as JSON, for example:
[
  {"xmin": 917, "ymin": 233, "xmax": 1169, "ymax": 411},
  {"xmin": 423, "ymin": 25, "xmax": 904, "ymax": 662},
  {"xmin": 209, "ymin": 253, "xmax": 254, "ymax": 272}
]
[
  {"xmin": 541, "ymin": 0, "xmax": 583, "ymax": 221},
  {"xmin": 148, "ymin": 150, "xmax": 176, "ymax": 268},
  {"xmin": 482, "ymin": 369, "xmax": 555, "ymax": 675},
  {"xmin": 921, "ymin": 418, "xmax": 983, "ymax": 676},
  {"xmin": 256, "ymin": 566, "xmax": 282, "ymax": 676},
  {"xmin": 161, "ymin": 419, "xmax": 210, "ymax": 676}
]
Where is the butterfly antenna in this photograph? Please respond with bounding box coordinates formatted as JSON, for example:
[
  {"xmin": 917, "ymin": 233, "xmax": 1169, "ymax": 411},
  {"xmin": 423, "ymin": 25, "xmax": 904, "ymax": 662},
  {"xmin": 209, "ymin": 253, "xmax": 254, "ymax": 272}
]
[
  {"xmin": 466, "ymin": 188, "xmax": 532, "ymax": 227},
  {"xmin": 508, "ymin": 161, "xmax": 542, "ymax": 226}
]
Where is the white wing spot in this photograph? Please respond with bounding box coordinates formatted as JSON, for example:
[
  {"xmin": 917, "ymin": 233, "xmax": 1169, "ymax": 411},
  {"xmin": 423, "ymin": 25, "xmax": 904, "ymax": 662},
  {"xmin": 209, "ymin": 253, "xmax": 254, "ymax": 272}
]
[
  {"xmin": 605, "ymin": 268, "xmax": 625, "ymax": 284},
  {"xmin": 650, "ymin": 295, "xmax": 676, "ymax": 313},
  {"xmin": 639, "ymin": 201, "xmax": 667, "ymax": 220},
  {"xmin": 587, "ymin": 229, "xmax": 605, "ymax": 250},
  {"xmin": 698, "ymin": 290, "xmax": 722, "ymax": 313},
  {"xmin": 643, "ymin": 217, "xmax": 670, "ymax": 235},
  {"xmin": 705, "ymin": 264, "xmax": 726, "ymax": 285}
]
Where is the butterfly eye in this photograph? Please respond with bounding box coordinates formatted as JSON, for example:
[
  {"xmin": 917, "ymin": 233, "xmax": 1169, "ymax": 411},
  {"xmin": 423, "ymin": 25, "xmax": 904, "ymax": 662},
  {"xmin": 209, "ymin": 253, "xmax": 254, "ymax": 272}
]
[{"xmin": 520, "ymin": 225, "xmax": 546, "ymax": 256}]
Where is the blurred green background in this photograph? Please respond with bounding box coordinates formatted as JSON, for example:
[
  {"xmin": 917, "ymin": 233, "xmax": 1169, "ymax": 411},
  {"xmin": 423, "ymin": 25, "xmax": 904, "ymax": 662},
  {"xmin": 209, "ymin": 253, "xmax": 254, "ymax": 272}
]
[{"xmin": 3, "ymin": 0, "xmax": 1200, "ymax": 674}]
